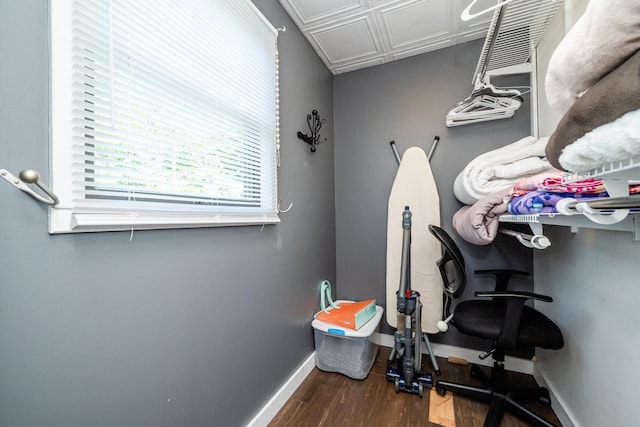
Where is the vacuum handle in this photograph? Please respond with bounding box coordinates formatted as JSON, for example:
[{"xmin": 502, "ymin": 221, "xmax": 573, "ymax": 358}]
[{"xmin": 398, "ymin": 207, "xmax": 412, "ymax": 303}]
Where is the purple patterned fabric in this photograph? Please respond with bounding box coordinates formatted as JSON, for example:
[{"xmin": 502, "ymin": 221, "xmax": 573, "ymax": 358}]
[{"xmin": 507, "ymin": 191, "xmax": 608, "ymax": 215}]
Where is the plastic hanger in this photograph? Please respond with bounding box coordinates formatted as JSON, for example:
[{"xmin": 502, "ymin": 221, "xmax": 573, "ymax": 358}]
[
  {"xmin": 445, "ymin": 94, "xmax": 521, "ymax": 127},
  {"xmin": 461, "ymin": 0, "xmax": 516, "ymax": 21},
  {"xmin": 472, "ymin": 82, "xmax": 523, "ymax": 99}
]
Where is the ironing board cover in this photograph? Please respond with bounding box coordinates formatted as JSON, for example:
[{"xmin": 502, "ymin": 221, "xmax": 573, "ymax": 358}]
[{"xmin": 386, "ymin": 147, "xmax": 443, "ymax": 333}]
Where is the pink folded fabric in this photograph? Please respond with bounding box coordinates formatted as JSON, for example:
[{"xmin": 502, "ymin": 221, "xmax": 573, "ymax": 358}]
[
  {"xmin": 512, "ymin": 172, "xmax": 606, "ymax": 195},
  {"xmin": 453, "ymin": 189, "xmax": 510, "ymax": 246}
]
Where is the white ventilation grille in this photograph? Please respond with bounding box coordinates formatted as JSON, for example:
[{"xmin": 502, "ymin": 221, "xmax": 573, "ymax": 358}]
[{"xmin": 474, "ymin": 0, "xmax": 564, "ymax": 83}]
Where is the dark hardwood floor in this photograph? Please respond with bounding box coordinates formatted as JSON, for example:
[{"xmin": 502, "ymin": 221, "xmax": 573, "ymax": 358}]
[{"xmin": 269, "ymin": 346, "xmax": 561, "ymax": 427}]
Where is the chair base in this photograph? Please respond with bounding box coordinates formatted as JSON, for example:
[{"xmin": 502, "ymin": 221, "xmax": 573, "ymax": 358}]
[{"xmin": 435, "ymin": 364, "xmax": 559, "ymax": 427}]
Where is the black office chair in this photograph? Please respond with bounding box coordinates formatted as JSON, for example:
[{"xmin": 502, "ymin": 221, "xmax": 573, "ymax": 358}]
[{"xmin": 428, "ymin": 225, "xmax": 564, "ymax": 427}]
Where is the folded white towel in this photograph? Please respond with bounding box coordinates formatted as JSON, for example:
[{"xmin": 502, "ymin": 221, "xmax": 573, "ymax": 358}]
[
  {"xmin": 545, "ymin": 0, "xmax": 640, "ymax": 115},
  {"xmin": 454, "ymin": 136, "xmax": 556, "ymax": 205}
]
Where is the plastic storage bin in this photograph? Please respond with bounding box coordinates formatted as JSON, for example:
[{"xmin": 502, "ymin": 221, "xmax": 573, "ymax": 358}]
[{"xmin": 311, "ymin": 303, "xmax": 384, "ymax": 380}]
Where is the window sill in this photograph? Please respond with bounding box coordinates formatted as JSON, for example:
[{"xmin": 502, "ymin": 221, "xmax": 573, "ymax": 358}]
[{"xmin": 48, "ymin": 208, "xmax": 280, "ymax": 234}]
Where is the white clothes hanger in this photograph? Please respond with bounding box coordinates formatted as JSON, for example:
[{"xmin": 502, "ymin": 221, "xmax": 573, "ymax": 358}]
[
  {"xmin": 447, "ymin": 0, "xmax": 561, "ymax": 127},
  {"xmin": 445, "ymin": 94, "xmax": 521, "ymax": 127},
  {"xmin": 472, "ymin": 81, "xmax": 523, "ymax": 99},
  {"xmin": 461, "ymin": 0, "xmax": 516, "ymax": 21}
]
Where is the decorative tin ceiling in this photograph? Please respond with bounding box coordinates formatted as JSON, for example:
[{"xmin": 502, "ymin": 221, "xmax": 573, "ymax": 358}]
[{"xmin": 278, "ymin": 0, "xmax": 495, "ymax": 74}]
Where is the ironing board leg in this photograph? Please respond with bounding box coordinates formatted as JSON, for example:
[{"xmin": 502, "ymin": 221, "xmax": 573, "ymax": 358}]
[
  {"xmin": 388, "ymin": 344, "xmax": 396, "ymax": 364},
  {"xmin": 423, "ymin": 333, "xmax": 440, "ymax": 375}
]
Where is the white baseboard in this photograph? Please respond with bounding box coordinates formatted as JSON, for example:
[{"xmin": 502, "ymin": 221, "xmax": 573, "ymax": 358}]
[
  {"xmin": 246, "ymin": 352, "xmax": 316, "ymax": 427},
  {"xmin": 533, "ymin": 367, "xmax": 577, "ymax": 427},
  {"xmin": 372, "ymin": 332, "xmax": 534, "ymax": 374}
]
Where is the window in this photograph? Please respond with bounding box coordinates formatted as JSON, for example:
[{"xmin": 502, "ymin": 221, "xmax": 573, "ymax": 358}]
[{"xmin": 50, "ymin": 0, "xmax": 279, "ymax": 233}]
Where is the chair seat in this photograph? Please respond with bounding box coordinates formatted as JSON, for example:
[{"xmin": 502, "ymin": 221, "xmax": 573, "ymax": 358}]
[{"xmin": 454, "ymin": 300, "xmax": 564, "ymax": 350}]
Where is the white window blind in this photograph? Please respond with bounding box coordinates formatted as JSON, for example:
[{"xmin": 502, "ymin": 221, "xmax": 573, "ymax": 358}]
[{"xmin": 50, "ymin": 0, "xmax": 279, "ymax": 233}]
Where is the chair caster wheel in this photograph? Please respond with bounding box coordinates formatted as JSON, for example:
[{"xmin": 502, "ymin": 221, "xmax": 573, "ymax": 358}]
[
  {"xmin": 418, "ymin": 383, "xmax": 424, "ymax": 398},
  {"xmin": 394, "ymin": 378, "xmax": 400, "ymax": 393},
  {"xmin": 435, "ymin": 370, "xmax": 441, "ymax": 376},
  {"xmin": 436, "ymin": 386, "xmax": 446, "ymax": 397}
]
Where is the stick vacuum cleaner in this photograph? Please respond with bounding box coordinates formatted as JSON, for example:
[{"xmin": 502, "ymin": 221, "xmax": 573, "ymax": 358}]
[{"xmin": 386, "ymin": 206, "xmax": 433, "ymax": 397}]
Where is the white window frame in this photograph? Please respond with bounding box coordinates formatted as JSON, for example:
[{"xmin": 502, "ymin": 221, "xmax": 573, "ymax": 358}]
[{"xmin": 49, "ymin": 0, "xmax": 280, "ymax": 234}]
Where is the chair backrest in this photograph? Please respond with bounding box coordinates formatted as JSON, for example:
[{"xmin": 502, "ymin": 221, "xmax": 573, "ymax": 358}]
[{"xmin": 428, "ymin": 225, "xmax": 467, "ymax": 298}]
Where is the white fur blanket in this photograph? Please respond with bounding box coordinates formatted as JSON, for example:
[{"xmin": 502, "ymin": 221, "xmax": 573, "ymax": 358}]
[
  {"xmin": 545, "ymin": 49, "xmax": 640, "ymax": 171},
  {"xmin": 453, "ymin": 136, "xmax": 556, "ymax": 205},
  {"xmin": 545, "ymin": 0, "xmax": 640, "ymax": 115},
  {"xmin": 559, "ymin": 109, "xmax": 640, "ymax": 173}
]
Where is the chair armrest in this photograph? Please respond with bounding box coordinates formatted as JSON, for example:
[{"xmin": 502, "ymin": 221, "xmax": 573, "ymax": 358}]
[
  {"xmin": 475, "ymin": 290, "xmax": 553, "ymax": 303},
  {"xmin": 474, "ymin": 269, "xmax": 529, "ymax": 276},
  {"xmin": 474, "ymin": 269, "xmax": 530, "ymax": 292}
]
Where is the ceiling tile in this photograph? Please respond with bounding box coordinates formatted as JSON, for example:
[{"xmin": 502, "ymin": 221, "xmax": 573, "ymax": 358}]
[
  {"xmin": 380, "ymin": 0, "xmax": 451, "ymax": 49},
  {"xmin": 309, "ymin": 15, "xmax": 380, "ymax": 64},
  {"xmin": 279, "ymin": 0, "xmax": 492, "ymax": 74},
  {"xmin": 389, "ymin": 38, "xmax": 453, "ymax": 61},
  {"xmin": 283, "ymin": 0, "xmax": 367, "ymax": 25}
]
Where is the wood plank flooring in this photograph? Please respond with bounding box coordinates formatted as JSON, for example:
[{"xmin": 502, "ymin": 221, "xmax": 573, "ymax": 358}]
[{"xmin": 269, "ymin": 347, "xmax": 562, "ymax": 427}]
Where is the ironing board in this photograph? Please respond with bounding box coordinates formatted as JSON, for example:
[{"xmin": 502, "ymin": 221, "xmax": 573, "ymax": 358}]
[{"xmin": 386, "ymin": 147, "xmax": 442, "ymax": 334}]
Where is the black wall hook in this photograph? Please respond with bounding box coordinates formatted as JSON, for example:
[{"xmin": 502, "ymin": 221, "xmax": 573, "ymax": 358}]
[{"xmin": 297, "ymin": 109, "xmax": 326, "ymax": 152}]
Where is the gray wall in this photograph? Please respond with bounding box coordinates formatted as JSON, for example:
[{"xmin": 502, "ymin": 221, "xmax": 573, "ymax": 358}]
[
  {"xmin": 530, "ymin": 3, "xmax": 640, "ymax": 423},
  {"xmin": 0, "ymin": 1, "xmax": 334, "ymax": 426},
  {"xmin": 535, "ymin": 226, "xmax": 640, "ymax": 426},
  {"xmin": 333, "ymin": 39, "xmax": 535, "ymax": 350}
]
